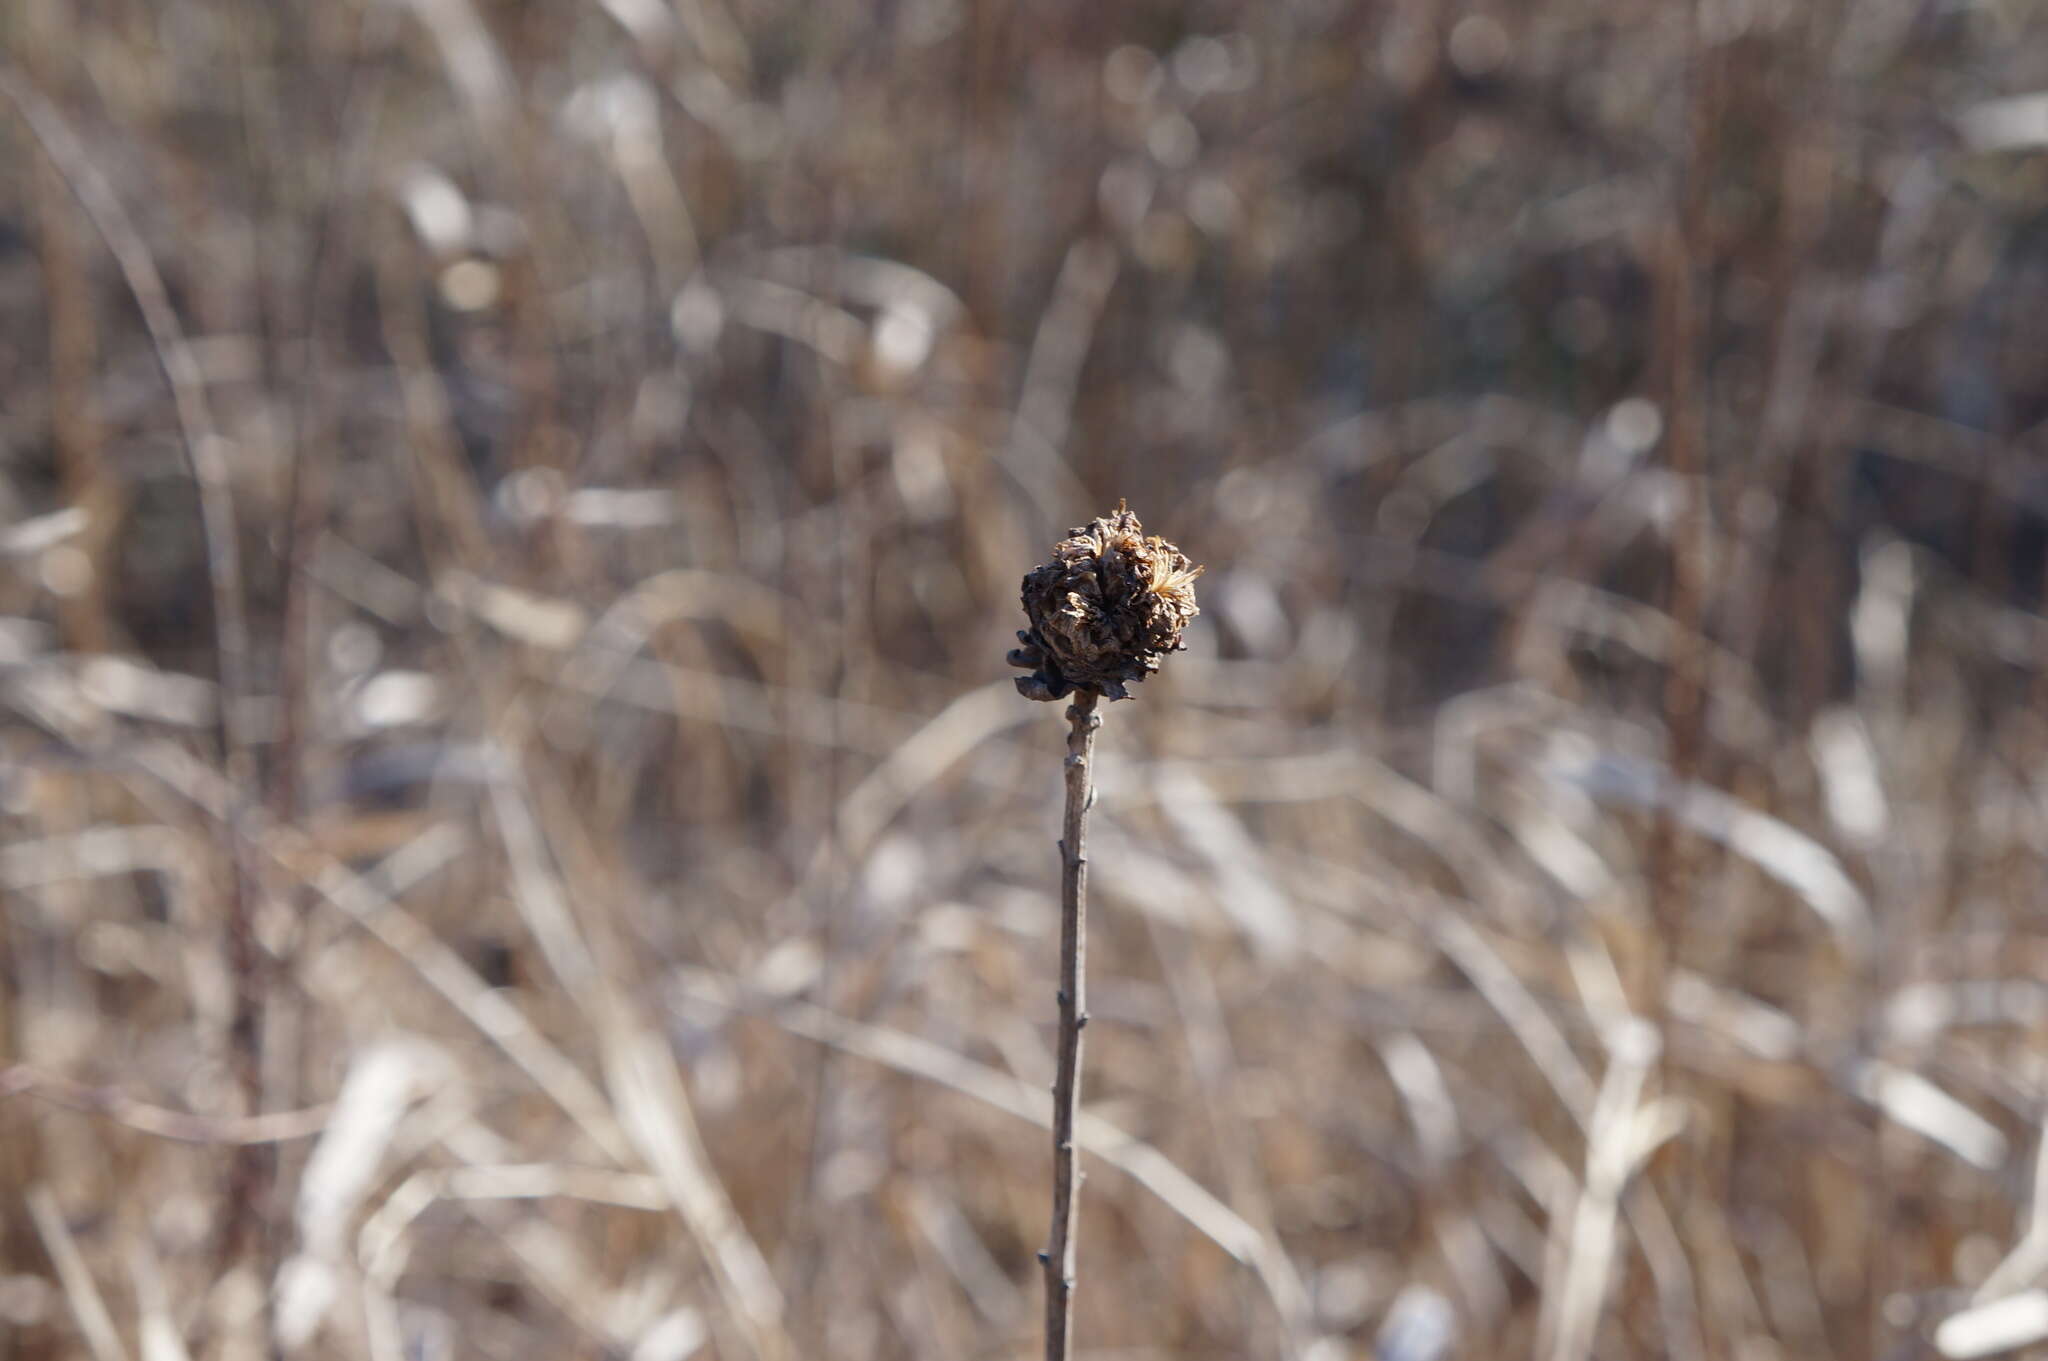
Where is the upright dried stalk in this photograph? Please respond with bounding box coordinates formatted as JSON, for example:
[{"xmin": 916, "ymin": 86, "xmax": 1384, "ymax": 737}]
[
  {"xmin": 1042, "ymin": 689, "xmax": 1099, "ymax": 1360},
  {"xmin": 1010, "ymin": 504, "xmax": 1199, "ymax": 1361}
]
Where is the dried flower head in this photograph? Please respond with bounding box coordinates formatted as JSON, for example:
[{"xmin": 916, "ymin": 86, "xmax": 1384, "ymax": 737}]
[{"xmin": 1008, "ymin": 502, "xmax": 1203, "ymax": 701}]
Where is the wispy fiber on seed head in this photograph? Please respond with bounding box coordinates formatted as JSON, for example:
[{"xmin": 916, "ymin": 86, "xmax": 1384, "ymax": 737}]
[{"xmin": 1008, "ymin": 502, "xmax": 1202, "ymax": 702}]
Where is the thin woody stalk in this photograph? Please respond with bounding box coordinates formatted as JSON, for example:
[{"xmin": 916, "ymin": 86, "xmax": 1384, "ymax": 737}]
[
  {"xmin": 1008, "ymin": 504, "xmax": 1200, "ymax": 1361},
  {"xmin": 1042, "ymin": 689, "xmax": 1099, "ymax": 1360}
]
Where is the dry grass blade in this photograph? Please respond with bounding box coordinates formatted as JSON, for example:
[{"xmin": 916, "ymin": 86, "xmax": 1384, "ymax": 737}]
[
  {"xmin": 1544, "ymin": 748, "xmax": 1873, "ymax": 961},
  {"xmin": 126, "ymin": 1236, "xmax": 194, "ymax": 1361},
  {"xmin": 600, "ymin": 999, "xmax": 790, "ymax": 1361},
  {"xmin": 1376, "ymin": 1033, "xmax": 1461, "ymax": 1169},
  {"xmin": 670, "ymin": 968, "xmax": 1318, "ymax": 1345},
  {"xmin": 1539, "ymin": 1021, "xmax": 1675, "ymax": 1361},
  {"xmin": 485, "ymin": 761, "xmax": 605, "ymax": 994},
  {"xmin": 835, "ymin": 679, "xmax": 1026, "ymax": 856},
  {"xmin": 296, "ymin": 1043, "xmax": 440, "ymax": 1260},
  {"xmin": 0, "ymin": 1067, "xmax": 329, "ymax": 1145},
  {"xmin": 903, "ymin": 1182, "xmax": 1031, "ymax": 1327},
  {"xmin": 1852, "ymin": 1062, "xmax": 2008, "ymax": 1172},
  {"xmin": 1428, "ymin": 913, "xmax": 1598, "ymax": 1124},
  {"xmin": 1974, "ymin": 1121, "xmax": 2048, "ymax": 1302},
  {"xmin": 486, "ymin": 752, "xmax": 788, "ymax": 1359},
  {"xmin": 88, "ymin": 737, "xmax": 620, "ymax": 1171},
  {"xmin": 0, "ymin": 827, "xmax": 187, "ymax": 890},
  {"xmin": 1006, "ymin": 239, "xmax": 1117, "ymax": 528},
  {"xmin": 275, "ymin": 1041, "xmax": 441, "ymax": 1351},
  {"xmin": 1936, "ymin": 1291, "xmax": 2048, "ymax": 1359},
  {"xmin": 398, "ymin": 0, "xmax": 512, "ymax": 121},
  {"xmin": 357, "ymin": 1162, "xmax": 669, "ymax": 1297},
  {"xmin": 25, "ymin": 1186, "xmax": 131, "ymax": 1361},
  {"xmin": 1154, "ymin": 766, "xmax": 1301, "ymax": 961},
  {"xmin": 287, "ymin": 831, "xmax": 636, "ymax": 1166}
]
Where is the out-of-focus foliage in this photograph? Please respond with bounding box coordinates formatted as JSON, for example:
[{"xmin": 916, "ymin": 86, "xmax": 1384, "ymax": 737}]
[{"xmin": 5, "ymin": 1, "xmax": 2048, "ymax": 1358}]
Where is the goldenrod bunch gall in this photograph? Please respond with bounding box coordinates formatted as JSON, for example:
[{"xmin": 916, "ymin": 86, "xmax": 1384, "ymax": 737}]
[{"xmin": 1008, "ymin": 503, "xmax": 1202, "ymax": 701}]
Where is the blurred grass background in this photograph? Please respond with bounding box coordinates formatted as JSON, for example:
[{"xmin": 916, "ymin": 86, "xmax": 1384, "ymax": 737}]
[{"xmin": 6, "ymin": 1, "xmax": 2048, "ymax": 1358}]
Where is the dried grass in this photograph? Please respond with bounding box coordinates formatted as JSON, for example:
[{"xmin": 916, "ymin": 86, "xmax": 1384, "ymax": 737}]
[{"xmin": 4, "ymin": 2, "xmax": 2048, "ymax": 1359}]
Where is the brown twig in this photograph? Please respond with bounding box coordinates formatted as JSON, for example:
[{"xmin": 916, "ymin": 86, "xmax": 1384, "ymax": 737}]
[
  {"xmin": 1041, "ymin": 689, "xmax": 1099, "ymax": 1361},
  {"xmin": 1009, "ymin": 505, "xmax": 1200, "ymax": 1358}
]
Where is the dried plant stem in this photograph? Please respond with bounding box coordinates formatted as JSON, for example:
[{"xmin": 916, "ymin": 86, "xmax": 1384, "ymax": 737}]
[{"xmin": 1042, "ymin": 689, "xmax": 1099, "ymax": 1361}]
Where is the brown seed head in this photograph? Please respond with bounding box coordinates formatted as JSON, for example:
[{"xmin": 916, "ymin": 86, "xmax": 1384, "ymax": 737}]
[{"xmin": 1008, "ymin": 502, "xmax": 1203, "ymax": 702}]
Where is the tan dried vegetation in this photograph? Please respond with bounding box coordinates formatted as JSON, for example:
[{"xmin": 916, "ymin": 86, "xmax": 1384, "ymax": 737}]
[{"xmin": 2, "ymin": 4, "xmax": 2048, "ymax": 1361}]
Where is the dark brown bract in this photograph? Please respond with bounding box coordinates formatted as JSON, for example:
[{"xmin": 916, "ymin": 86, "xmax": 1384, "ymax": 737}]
[{"xmin": 1008, "ymin": 503, "xmax": 1202, "ymax": 701}]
